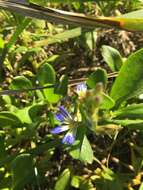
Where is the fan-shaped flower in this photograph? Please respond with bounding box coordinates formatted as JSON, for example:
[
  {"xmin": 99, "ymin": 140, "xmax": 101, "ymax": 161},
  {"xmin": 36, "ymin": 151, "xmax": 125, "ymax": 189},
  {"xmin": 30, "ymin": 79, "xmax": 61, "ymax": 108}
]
[{"xmin": 51, "ymin": 106, "xmax": 77, "ymax": 145}]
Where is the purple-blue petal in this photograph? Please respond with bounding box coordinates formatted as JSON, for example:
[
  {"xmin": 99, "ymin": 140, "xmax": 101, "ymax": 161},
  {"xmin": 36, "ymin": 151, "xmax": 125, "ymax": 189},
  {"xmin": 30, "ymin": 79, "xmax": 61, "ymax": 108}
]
[
  {"xmin": 51, "ymin": 126, "xmax": 68, "ymax": 134},
  {"xmin": 76, "ymin": 83, "xmax": 87, "ymax": 93},
  {"xmin": 59, "ymin": 106, "xmax": 70, "ymax": 118},
  {"xmin": 62, "ymin": 133, "xmax": 75, "ymax": 145},
  {"xmin": 55, "ymin": 113, "xmax": 65, "ymax": 122}
]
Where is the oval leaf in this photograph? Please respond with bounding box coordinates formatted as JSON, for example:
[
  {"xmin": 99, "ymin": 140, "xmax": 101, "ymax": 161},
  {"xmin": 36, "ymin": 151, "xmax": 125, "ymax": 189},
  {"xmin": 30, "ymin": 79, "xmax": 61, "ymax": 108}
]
[
  {"xmin": 110, "ymin": 48, "xmax": 143, "ymax": 104},
  {"xmin": 101, "ymin": 45, "xmax": 123, "ymax": 71},
  {"xmin": 87, "ymin": 68, "xmax": 107, "ymax": 89},
  {"xmin": 70, "ymin": 127, "xmax": 93, "ymax": 164},
  {"xmin": 44, "ymin": 87, "xmax": 61, "ymax": 103},
  {"xmin": 37, "ymin": 63, "xmax": 56, "ymax": 85},
  {"xmin": 10, "ymin": 76, "xmax": 32, "ymax": 90},
  {"xmin": 54, "ymin": 168, "xmax": 71, "ymax": 190}
]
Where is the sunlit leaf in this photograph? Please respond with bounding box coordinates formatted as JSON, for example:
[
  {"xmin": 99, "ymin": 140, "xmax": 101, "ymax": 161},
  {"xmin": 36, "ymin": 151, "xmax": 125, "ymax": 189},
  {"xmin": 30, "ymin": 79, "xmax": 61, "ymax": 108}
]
[
  {"xmin": 15, "ymin": 107, "xmax": 32, "ymax": 124},
  {"xmin": 34, "ymin": 27, "xmax": 82, "ymax": 47},
  {"xmin": 87, "ymin": 68, "xmax": 107, "ymax": 89},
  {"xmin": 85, "ymin": 30, "xmax": 97, "ymax": 50},
  {"xmin": 101, "ymin": 45, "xmax": 123, "ymax": 71},
  {"xmin": 110, "ymin": 48, "xmax": 143, "ymax": 105},
  {"xmin": 114, "ymin": 103, "xmax": 143, "ymax": 119},
  {"xmin": 54, "ymin": 168, "xmax": 71, "ymax": 190},
  {"xmin": 44, "ymin": 86, "xmax": 61, "ymax": 103},
  {"xmin": 107, "ymin": 118, "xmax": 143, "ymax": 130},
  {"xmin": 139, "ymin": 183, "xmax": 143, "ymax": 190},
  {"xmin": 10, "ymin": 76, "xmax": 32, "ymax": 89},
  {"xmin": 70, "ymin": 126, "xmax": 93, "ymax": 164},
  {"xmin": 37, "ymin": 63, "xmax": 56, "ymax": 85},
  {"xmin": 71, "ymin": 176, "xmax": 80, "ymax": 189},
  {"xmin": 1, "ymin": 1, "xmax": 143, "ymax": 32},
  {"xmin": 101, "ymin": 93, "xmax": 115, "ymax": 110}
]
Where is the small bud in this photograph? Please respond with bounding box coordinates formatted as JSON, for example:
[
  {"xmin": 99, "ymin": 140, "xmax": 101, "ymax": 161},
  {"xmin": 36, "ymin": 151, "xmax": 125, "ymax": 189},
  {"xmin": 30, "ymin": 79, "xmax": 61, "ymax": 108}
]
[{"xmin": 95, "ymin": 82, "xmax": 104, "ymax": 94}]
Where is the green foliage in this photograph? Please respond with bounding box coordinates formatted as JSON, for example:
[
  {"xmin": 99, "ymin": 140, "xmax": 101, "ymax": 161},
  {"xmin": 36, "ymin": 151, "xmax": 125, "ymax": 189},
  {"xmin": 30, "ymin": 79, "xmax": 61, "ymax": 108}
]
[
  {"xmin": 37, "ymin": 62, "xmax": 56, "ymax": 85},
  {"xmin": 10, "ymin": 76, "xmax": 33, "ymax": 89},
  {"xmin": 0, "ymin": 112, "xmax": 22, "ymax": 127},
  {"xmin": 34, "ymin": 27, "xmax": 82, "ymax": 47},
  {"xmin": 1, "ymin": 1, "xmax": 143, "ymax": 32},
  {"xmin": 110, "ymin": 48, "xmax": 143, "ymax": 105},
  {"xmin": 139, "ymin": 183, "xmax": 143, "ymax": 190},
  {"xmin": 54, "ymin": 169, "xmax": 71, "ymax": 190},
  {"xmin": 101, "ymin": 45, "xmax": 123, "ymax": 71},
  {"xmin": 55, "ymin": 75, "xmax": 68, "ymax": 96},
  {"xmin": 100, "ymin": 93, "xmax": 115, "ymax": 110},
  {"xmin": 87, "ymin": 68, "xmax": 108, "ymax": 88},
  {"xmin": 0, "ymin": 1, "xmax": 143, "ymax": 190},
  {"xmin": 114, "ymin": 103, "xmax": 143, "ymax": 119},
  {"xmin": 69, "ymin": 127, "xmax": 94, "ymax": 164},
  {"xmin": 11, "ymin": 154, "xmax": 35, "ymax": 190}
]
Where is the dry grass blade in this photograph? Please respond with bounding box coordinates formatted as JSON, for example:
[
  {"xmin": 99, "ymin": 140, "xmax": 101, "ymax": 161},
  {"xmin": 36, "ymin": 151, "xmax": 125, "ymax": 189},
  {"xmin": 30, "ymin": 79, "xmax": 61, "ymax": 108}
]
[
  {"xmin": 1, "ymin": 1, "xmax": 143, "ymax": 31},
  {"xmin": 0, "ymin": 0, "xmax": 124, "ymax": 30}
]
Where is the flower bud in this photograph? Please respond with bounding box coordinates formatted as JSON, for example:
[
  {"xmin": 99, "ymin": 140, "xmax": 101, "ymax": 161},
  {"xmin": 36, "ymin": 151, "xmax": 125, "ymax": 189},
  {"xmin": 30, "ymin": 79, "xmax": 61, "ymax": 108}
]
[{"xmin": 95, "ymin": 82, "xmax": 104, "ymax": 94}]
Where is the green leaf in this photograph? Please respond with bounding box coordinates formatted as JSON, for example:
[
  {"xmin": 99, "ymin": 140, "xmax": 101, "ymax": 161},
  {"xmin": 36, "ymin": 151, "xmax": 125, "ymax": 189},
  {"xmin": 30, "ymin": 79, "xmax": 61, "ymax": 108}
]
[
  {"xmin": 100, "ymin": 93, "xmax": 115, "ymax": 110},
  {"xmin": 87, "ymin": 68, "xmax": 107, "ymax": 89},
  {"xmin": 106, "ymin": 119, "xmax": 143, "ymax": 130},
  {"xmin": 37, "ymin": 63, "xmax": 56, "ymax": 85},
  {"xmin": 85, "ymin": 30, "xmax": 97, "ymax": 50},
  {"xmin": 34, "ymin": 27, "xmax": 82, "ymax": 47},
  {"xmin": 14, "ymin": 46, "xmax": 27, "ymax": 54},
  {"xmin": 71, "ymin": 176, "xmax": 80, "ymax": 189},
  {"xmin": 70, "ymin": 127, "xmax": 93, "ymax": 164},
  {"xmin": 79, "ymin": 135, "xmax": 94, "ymax": 164},
  {"xmin": 54, "ymin": 168, "xmax": 71, "ymax": 190},
  {"xmin": 101, "ymin": 45, "xmax": 123, "ymax": 71},
  {"xmin": 113, "ymin": 103, "xmax": 143, "ymax": 119},
  {"xmin": 29, "ymin": 103, "xmax": 46, "ymax": 122},
  {"xmin": 11, "ymin": 154, "xmax": 35, "ymax": 190},
  {"xmin": 80, "ymin": 179, "xmax": 94, "ymax": 190},
  {"xmin": 0, "ymin": 111, "xmax": 22, "ymax": 128},
  {"xmin": 116, "ymin": 10, "xmax": 143, "ymax": 31},
  {"xmin": 44, "ymin": 87, "xmax": 61, "ymax": 103},
  {"xmin": 15, "ymin": 107, "xmax": 32, "ymax": 124},
  {"xmin": 119, "ymin": 9, "xmax": 143, "ymax": 18},
  {"xmin": 139, "ymin": 183, "xmax": 143, "ymax": 190},
  {"xmin": 10, "ymin": 76, "xmax": 33, "ymax": 92},
  {"xmin": 110, "ymin": 48, "xmax": 143, "ymax": 105},
  {"xmin": 0, "ymin": 37, "xmax": 4, "ymax": 49}
]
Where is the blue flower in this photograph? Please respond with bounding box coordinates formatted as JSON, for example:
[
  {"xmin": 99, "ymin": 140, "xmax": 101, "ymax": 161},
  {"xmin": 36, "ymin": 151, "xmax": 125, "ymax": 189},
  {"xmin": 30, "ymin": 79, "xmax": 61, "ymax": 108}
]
[
  {"xmin": 76, "ymin": 83, "xmax": 87, "ymax": 99},
  {"xmin": 51, "ymin": 106, "xmax": 77, "ymax": 145}
]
